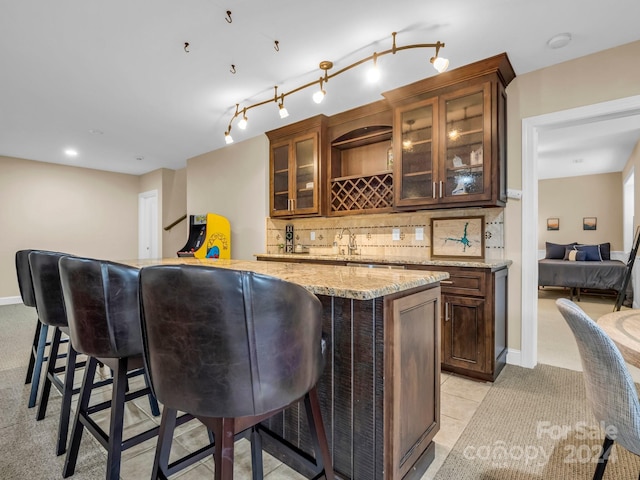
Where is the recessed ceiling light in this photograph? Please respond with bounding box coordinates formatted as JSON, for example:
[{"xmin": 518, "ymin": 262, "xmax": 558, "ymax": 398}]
[
  {"xmin": 64, "ymin": 148, "xmax": 78, "ymax": 157},
  {"xmin": 547, "ymin": 33, "xmax": 572, "ymax": 49}
]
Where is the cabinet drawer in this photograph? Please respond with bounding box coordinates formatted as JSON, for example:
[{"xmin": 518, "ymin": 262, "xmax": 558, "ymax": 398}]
[{"xmin": 440, "ymin": 270, "xmax": 486, "ymax": 296}]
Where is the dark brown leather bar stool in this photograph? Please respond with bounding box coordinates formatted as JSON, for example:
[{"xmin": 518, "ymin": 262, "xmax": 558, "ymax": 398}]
[
  {"xmin": 28, "ymin": 250, "xmax": 88, "ymax": 456},
  {"xmin": 15, "ymin": 249, "xmax": 59, "ymax": 408},
  {"xmin": 59, "ymin": 256, "xmax": 160, "ymax": 480},
  {"xmin": 139, "ymin": 264, "xmax": 334, "ymax": 480}
]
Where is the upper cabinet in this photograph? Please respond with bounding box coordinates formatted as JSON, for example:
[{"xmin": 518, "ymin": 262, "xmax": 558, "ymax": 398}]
[
  {"xmin": 266, "ymin": 115, "xmax": 327, "ymax": 217},
  {"xmin": 266, "ymin": 54, "xmax": 514, "ymax": 217},
  {"xmin": 386, "ymin": 53, "xmax": 514, "ymax": 209}
]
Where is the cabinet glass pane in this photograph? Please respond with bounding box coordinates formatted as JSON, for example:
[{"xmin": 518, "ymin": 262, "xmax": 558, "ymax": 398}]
[
  {"xmin": 295, "ymin": 137, "xmax": 315, "ymax": 209},
  {"xmin": 400, "ymin": 105, "xmax": 433, "ymax": 200},
  {"xmin": 444, "ymin": 92, "xmax": 484, "ymax": 198},
  {"xmin": 273, "ymin": 144, "xmax": 290, "ymax": 211}
]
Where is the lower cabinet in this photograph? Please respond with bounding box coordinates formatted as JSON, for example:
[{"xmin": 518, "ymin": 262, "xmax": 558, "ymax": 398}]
[{"xmin": 409, "ymin": 265, "xmax": 508, "ymax": 381}]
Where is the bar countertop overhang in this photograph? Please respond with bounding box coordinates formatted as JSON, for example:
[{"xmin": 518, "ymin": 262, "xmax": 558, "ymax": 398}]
[{"xmin": 125, "ymin": 258, "xmax": 449, "ymax": 300}]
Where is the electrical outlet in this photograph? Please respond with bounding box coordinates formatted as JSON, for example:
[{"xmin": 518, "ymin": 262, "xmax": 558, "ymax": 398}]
[
  {"xmin": 392, "ymin": 228, "xmax": 400, "ymax": 241},
  {"xmin": 415, "ymin": 227, "xmax": 424, "ymax": 241},
  {"xmin": 310, "ymin": 231, "xmax": 316, "ymax": 240}
]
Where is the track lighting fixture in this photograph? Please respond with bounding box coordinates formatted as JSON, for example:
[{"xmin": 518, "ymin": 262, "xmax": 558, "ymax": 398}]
[
  {"xmin": 237, "ymin": 107, "xmax": 248, "ymax": 129},
  {"xmin": 367, "ymin": 53, "xmax": 380, "ymax": 82},
  {"xmin": 312, "ymin": 78, "xmax": 326, "ymax": 104},
  {"xmin": 222, "ymin": 32, "xmax": 448, "ymax": 144},
  {"xmin": 278, "ymin": 101, "xmax": 289, "ymax": 119}
]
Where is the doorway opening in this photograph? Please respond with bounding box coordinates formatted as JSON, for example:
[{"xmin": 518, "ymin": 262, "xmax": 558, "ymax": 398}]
[{"xmin": 521, "ymin": 94, "xmax": 640, "ymax": 369}]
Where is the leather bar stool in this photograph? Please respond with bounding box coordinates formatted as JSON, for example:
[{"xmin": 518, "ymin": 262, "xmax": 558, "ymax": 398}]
[
  {"xmin": 139, "ymin": 264, "xmax": 334, "ymax": 480},
  {"xmin": 15, "ymin": 249, "xmax": 64, "ymax": 408},
  {"xmin": 28, "ymin": 250, "xmax": 89, "ymax": 456},
  {"xmin": 59, "ymin": 256, "xmax": 160, "ymax": 480}
]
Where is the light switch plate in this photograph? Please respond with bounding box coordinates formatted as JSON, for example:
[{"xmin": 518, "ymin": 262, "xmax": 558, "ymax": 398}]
[
  {"xmin": 392, "ymin": 228, "xmax": 400, "ymax": 241},
  {"xmin": 507, "ymin": 188, "xmax": 523, "ymax": 199},
  {"xmin": 415, "ymin": 227, "xmax": 424, "ymax": 241},
  {"xmin": 310, "ymin": 231, "xmax": 316, "ymax": 240}
]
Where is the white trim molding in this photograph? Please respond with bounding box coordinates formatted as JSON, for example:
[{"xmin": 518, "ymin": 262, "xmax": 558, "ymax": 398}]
[{"xmin": 521, "ymin": 94, "xmax": 640, "ymax": 370}]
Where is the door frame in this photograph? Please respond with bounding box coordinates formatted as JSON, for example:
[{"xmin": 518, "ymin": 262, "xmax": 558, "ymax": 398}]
[{"xmin": 520, "ymin": 94, "xmax": 640, "ymax": 368}]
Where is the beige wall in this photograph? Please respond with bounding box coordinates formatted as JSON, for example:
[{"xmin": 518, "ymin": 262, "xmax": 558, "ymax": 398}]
[
  {"xmin": 186, "ymin": 135, "xmax": 269, "ymax": 260},
  {"xmin": 505, "ymin": 39, "xmax": 640, "ymax": 350},
  {"xmin": 0, "ymin": 156, "xmax": 140, "ymax": 299},
  {"xmin": 538, "ymin": 172, "xmax": 623, "ymax": 249}
]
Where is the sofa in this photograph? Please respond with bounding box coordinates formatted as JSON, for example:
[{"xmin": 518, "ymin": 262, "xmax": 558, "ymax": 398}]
[{"xmin": 538, "ymin": 242, "xmax": 629, "ymax": 301}]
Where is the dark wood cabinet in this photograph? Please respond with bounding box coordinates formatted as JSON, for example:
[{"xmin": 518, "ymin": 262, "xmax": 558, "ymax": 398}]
[
  {"xmin": 266, "ymin": 54, "xmax": 514, "ymax": 217},
  {"xmin": 408, "ymin": 264, "xmax": 508, "ymax": 381},
  {"xmin": 257, "ymin": 255, "xmax": 509, "ymax": 382},
  {"xmin": 387, "ymin": 54, "xmax": 514, "ymax": 209},
  {"xmin": 266, "ymin": 115, "xmax": 327, "ymax": 217}
]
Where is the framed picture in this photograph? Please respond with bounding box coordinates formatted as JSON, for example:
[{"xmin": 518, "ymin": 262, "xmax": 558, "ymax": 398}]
[
  {"xmin": 431, "ymin": 216, "xmax": 484, "ymax": 259},
  {"xmin": 583, "ymin": 217, "xmax": 597, "ymax": 230},
  {"xmin": 547, "ymin": 218, "xmax": 560, "ymax": 231}
]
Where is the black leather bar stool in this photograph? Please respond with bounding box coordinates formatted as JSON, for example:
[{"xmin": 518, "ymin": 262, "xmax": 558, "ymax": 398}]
[
  {"xmin": 15, "ymin": 249, "xmax": 61, "ymax": 408},
  {"xmin": 28, "ymin": 250, "xmax": 89, "ymax": 456},
  {"xmin": 59, "ymin": 256, "xmax": 160, "ymax": 480},
  {"xmin": 139, "ymin": 264, "xmax": 334, "ymax": 480}
]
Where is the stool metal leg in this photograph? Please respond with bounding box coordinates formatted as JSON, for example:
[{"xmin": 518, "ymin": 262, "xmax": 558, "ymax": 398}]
[
  {"xmin": 63, "ymin": 356, "xmax": 98, "ymax": 478},
  {"xmin": 56, "ymin": 345, "xmax": 78, "ymax": 456},
  {"xmin": 106, "ymin": 357, "xmax": 128, "ymax": 480},
  {"xmin": 35, "ymin": 326, "xmax": 61, "ymax": 415},
  {"xmin": 28, "ymin": 323, "xmax": 49, "ymax": 407},
  {"xmin": 25, "ymin": 320, "xmax": 41, "ymax": 384}
]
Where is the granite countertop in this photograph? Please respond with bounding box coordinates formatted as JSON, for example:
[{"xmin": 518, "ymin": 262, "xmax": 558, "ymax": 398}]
[
  {"xmin": 125, "ymin": 258, "xmax": 448, "ymax": 300},
  {"xmin": 255, "ymin": 253, "xmax": 512, "ymax": 271}
]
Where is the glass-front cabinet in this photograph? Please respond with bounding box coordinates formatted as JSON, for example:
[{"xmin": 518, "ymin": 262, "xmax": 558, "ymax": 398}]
[
  {"xmin": 394, "ymin": 82, "xmax": 496, "ymax": 208},
  {"xmin": 269, "ymin": 131, "xmax": 321, "ymax": 217},
  {"xmin": 440, "ymin": 83, "xmax": 492, "ymax": 204},
  {"xmin": 394, "ymin": 98, "xmax": 437, "ymax": 207}
]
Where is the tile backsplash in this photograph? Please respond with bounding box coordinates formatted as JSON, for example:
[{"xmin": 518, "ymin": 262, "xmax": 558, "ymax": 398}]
[{"xmin": 266, "ymin": 208, "xmax": 505, "ymax": 260}]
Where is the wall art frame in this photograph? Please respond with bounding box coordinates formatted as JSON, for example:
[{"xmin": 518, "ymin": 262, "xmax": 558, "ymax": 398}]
[{"xmin": 431, "ymin": 216, "xmax": 485, "ymax": 259}]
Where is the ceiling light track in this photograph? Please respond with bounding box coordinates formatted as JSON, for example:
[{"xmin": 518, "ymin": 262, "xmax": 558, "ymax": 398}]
[{"xmin": 223, "ymin": 32, "xmax": 448, "ymax": 144}]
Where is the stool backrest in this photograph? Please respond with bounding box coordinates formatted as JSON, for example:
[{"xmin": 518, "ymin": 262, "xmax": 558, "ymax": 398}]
[
  {"xmin": 139, "ymin": 264, "xmax": 324, "ymax": 418},
  {"xmin": 29, "ymin": 250, "xmax": 70, "ymax": 328},
  {"xmin": 59, "ymin": 256, "xmax": 143, "ymax": 359},
  {"xmin": 15, "ymin": 250, "xmax": 37, "ymax": 308}
]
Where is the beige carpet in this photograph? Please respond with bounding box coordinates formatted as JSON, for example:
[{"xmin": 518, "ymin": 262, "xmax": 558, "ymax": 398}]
[{"xmin": 434, "ymin": 363, "xmax": 640, "ymax": 479}]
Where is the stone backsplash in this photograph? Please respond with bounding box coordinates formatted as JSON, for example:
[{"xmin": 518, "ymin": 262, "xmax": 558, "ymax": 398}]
[{"xmin": 266, "ymin": 208, "xmax": 505, "ymax": 260}]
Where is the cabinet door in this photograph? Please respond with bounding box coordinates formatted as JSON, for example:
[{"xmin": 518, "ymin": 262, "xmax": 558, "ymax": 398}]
[
  {"xmin": 442, "ymin": 294, "xmax": 486, "ymax": 372},
  {"xmin": 269, "ymin": 132, "xmax": 319, "ymax": 217},
  {"xmin": 291, "ymin": 132, "xmax": 319, "ymax": 215},
  {"xmin": 439, "ymin": 83, "xmax": 492, "ymax": 203},
  {"xmin": 270, "ymin": 140, "xmax": 292, "ymax": 217},
  {"xmin": 394, "ymin": 98, "xmax": 438, "ymax": 207},
  {"xmin": 386, "ymin": 288, "xmax": 440, "ymax": 479}
]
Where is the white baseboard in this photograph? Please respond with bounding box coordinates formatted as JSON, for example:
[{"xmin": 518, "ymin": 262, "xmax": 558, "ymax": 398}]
[
  {"xmin": 506, "ymin": 348, "xmax": 526, "ymax": 367},
  {"xmin": 0, "ymin": 296, "xmax": 23, "ymax": 306}
]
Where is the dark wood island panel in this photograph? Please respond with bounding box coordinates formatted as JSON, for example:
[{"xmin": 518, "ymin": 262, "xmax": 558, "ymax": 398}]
[{"xmin": 261, "ymin": 285, "xmax": 441, "ymax": 480}]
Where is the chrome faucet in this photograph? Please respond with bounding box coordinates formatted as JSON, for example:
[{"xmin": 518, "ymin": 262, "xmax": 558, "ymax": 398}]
[{"xmin": 337, "ymin": 228, "xmax": 358, "ymax": 255}]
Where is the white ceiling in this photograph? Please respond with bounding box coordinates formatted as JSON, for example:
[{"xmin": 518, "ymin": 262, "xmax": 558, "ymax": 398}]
[{"xmin": 1, "ymin": 0, "xmax": 640, "ymax": 176}]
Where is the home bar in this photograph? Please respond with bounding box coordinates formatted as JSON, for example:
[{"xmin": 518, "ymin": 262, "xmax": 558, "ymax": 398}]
[{"xmin": 129, "ymin": 257, "xmax": 448, "ymax": 480}]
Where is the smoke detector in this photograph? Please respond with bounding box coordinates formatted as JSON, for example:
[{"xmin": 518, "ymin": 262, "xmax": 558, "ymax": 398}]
[{"xmin": 547, "ymin": 33, "xmax": 572, "ymax": 49}]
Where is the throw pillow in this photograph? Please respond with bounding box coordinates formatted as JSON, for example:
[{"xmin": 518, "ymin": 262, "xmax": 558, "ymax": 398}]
[
  {"xmin": 566, "ymin": 249, "xmax": 587, "ymax": 261},
  {"xmin": 575, "ymin": 244, "xmax": 602, "ymax": 261},
  {"xmin": 546, "ymin": 242, "xmax": 577, "ymax": 260},
  {"xmin": 599, "ymin": 242, "xmax": 611, "ymax": 260}
]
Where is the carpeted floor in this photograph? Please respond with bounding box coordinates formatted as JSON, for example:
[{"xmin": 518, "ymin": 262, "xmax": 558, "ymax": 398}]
[
  {"xmin": 434, "ymin": 363, "xmax": 640, "ymax": 479},
  {"xmin": 0, "ymin": 304, "xmax": 108, "ymax": 479}
]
